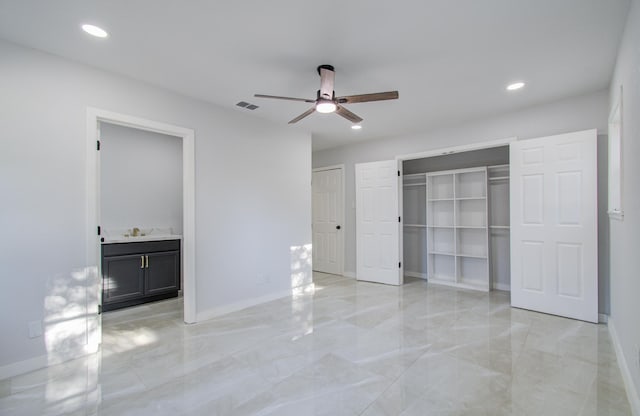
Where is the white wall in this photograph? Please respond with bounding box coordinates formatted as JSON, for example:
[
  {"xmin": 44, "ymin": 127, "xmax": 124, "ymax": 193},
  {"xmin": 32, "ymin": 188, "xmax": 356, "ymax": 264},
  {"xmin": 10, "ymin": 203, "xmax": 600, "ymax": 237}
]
[
  {"xmin": 608, "ymin": 0, "xmax": 640, "ymax": 410},
  {"xmin": 313, "ymin": 89, "xmax": 609, "ymax": 309},
  {"xmin": 0, "ymin": 40, "xmax": 311, "ymax": 375},
  {"xmin": 100, "ymin": 123, "xmax": 183, "ymax": 234}
]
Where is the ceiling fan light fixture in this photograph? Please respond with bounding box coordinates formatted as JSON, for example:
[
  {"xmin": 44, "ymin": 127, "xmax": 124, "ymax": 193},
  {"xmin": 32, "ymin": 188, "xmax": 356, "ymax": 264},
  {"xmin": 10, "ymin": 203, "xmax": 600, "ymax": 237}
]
[
  {"xmin": 316, "ymin": 100, "xmax": 337, "ymax": 113},
  {"xmin": 351, "ymin": 124, "xmax": 362, "ymax": 130}
]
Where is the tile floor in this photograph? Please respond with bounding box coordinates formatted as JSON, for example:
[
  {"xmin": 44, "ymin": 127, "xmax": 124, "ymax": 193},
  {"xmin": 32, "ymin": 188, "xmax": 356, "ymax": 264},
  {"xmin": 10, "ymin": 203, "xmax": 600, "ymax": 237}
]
[{"xmin": 0, "ymin": 273, "xmax": 633, "ymax": 415}]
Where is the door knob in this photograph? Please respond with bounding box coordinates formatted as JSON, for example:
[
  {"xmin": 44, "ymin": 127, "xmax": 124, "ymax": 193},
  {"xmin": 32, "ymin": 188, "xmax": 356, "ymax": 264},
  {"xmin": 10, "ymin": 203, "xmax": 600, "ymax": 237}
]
[{"xmin": 336, "ymin": 225, "xmax": 341, "ymax": 230}]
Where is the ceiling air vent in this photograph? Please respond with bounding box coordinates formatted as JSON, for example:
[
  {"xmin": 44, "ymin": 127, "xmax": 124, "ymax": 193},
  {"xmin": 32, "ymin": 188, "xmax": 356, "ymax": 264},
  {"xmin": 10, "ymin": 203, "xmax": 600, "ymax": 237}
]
[{"xmin": 236, "ymin": 101, "xmax": 259, "ymax": 110}]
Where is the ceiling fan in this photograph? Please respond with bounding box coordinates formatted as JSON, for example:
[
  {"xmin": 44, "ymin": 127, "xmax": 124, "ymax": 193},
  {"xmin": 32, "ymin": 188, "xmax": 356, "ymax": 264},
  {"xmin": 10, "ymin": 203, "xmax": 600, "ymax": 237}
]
[{"xmin": 254, "ymin": 64, "xmax": 399, "ymax": 124}]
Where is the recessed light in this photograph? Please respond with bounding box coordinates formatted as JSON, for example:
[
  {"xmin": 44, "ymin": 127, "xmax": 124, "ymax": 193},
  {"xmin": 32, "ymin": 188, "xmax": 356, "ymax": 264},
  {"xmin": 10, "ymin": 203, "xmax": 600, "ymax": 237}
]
[
  {"xmin": 351, "ymin": 125, "xmax": 362, "ymax": 130},
  {"xmin": 506, "ymin": 82, "xmax": 525, "ymax": 91},
  {"xmin": 82, "ymin": 24, "xmax": 108, "ymax": 38}
]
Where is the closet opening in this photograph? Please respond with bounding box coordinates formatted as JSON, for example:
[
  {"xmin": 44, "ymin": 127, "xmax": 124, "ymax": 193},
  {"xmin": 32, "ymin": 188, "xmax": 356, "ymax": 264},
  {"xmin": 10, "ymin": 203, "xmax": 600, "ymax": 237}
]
[{"xmin": 400, "ymin": 145, "xmax": 511, "ymax": 292}]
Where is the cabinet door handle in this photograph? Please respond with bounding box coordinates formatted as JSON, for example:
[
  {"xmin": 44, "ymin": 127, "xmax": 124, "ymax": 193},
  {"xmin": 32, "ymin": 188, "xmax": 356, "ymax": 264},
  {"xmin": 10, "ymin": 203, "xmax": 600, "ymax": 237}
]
[
  {"xmin": 145, "ymin": 255, "xmax": 149, "ymax": 268},
  {"xmin": 140, "ymin": 256, "xmax": 144, "ymax": 269}
]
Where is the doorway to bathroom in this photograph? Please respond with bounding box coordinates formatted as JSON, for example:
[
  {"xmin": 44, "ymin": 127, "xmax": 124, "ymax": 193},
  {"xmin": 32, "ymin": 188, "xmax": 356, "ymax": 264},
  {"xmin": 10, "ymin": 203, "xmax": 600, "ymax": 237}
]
[{"xmin": 86, "ymin": 108, "xmax": 195, "ymax": 351}]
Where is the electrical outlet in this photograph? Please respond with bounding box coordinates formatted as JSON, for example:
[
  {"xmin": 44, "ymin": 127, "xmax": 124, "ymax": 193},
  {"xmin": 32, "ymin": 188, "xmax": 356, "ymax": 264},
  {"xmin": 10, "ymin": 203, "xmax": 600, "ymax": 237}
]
[{"xmin": 28, "ymin": 320, "xmax": 43, "ymax": 339}]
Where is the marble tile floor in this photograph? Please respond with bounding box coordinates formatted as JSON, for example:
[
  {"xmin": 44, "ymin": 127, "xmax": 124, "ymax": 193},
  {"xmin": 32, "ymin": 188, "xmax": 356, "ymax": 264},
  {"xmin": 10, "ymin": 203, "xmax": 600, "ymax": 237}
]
[{"xmin": 0, "ymin": 273, "xmax": 632, "ymax": 415}]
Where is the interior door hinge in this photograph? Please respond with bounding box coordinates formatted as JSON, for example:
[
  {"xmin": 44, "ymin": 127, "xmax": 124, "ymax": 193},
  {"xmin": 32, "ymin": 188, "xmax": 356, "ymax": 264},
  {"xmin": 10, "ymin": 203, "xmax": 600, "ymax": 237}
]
[
  {"xmin": 398, "ymin": 216, "xmax": 401, "ymax": 223},
  {"xmin": 397, "ymin": 170, "xmax": 400, "ymax": 177},
  {"xmin": 399, "ymin": 262, "xmax": 402, "ymax": 268},
  {"xmin": 97, "ymin": 226, "xmax": 101, "ymax": 236},
  {"xmin": 97, "ymin": 140, "xmax": 101, "ymax": 151},
  {"xmin": 98, "ymin": 304, "xmax": 102, "ymax": 315}
]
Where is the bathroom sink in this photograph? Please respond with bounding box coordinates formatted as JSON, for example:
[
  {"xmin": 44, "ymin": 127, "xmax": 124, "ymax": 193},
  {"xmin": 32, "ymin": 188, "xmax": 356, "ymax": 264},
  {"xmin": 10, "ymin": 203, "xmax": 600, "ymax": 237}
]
[{"xmin": 102, "ymin": 228, "xmax": 182, "ymax": 244}]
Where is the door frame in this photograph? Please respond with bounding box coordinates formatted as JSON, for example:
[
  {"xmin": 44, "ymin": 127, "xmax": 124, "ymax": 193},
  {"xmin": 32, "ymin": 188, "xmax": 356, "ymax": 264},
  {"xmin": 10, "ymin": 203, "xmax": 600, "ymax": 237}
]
[
  {"xmin": 312, "ymin": 164, "xmax": 345, "ymax": 276},
  {"xmin": 86, "ymin": 108, "xmax": 197, "ymax": 330},
  {"xmin": 395, "ymin": 137, "xmax": 517, "ymax": 285}
]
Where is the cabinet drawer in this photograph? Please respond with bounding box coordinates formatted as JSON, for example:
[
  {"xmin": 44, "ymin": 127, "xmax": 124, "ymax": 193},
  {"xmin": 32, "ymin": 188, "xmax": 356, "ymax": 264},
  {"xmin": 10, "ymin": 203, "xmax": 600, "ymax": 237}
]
[{"xmin": 102, "ymin": 239, "xmax": 180, "ymax": 256}]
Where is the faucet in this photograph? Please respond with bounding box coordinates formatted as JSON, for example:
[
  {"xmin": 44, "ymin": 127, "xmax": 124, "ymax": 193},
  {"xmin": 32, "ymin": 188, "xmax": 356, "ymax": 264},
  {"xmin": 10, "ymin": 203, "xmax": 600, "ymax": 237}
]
[{"xmin": 132, "ymin": 227, "xmax": 140, "ymax": 237}]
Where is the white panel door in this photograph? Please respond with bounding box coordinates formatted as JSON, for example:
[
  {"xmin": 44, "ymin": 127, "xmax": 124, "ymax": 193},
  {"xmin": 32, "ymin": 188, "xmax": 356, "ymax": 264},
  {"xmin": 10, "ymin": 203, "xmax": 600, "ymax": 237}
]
[
  {"xmin": 510, "ymin": 129, "xmax": 598, "ymax": 322},
  {"xmin": 356, "ymin": 160, "xmax": 401, "ymax": 285},
  {"xmin": 312, "ymin": 167, "xmax": 343, "ymax": 275}
]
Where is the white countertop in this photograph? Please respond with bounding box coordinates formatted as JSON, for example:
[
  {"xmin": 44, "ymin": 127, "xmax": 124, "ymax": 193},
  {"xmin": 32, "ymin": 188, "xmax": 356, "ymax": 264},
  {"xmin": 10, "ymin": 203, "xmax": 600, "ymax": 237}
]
[
  {"xmin": 101, "ymin": 227, "xmax": 182, "ymax": 244},
  {"xmin": 102, "ymin": 234, "xmax": 182, "ymax": 244}
]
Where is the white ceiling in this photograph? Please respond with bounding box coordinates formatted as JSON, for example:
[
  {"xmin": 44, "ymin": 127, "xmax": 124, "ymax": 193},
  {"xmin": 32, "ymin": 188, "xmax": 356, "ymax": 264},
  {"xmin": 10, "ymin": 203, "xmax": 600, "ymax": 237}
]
[{"xmin": 0, "ymin": 0, "xmax": 630, "ymax": 151}]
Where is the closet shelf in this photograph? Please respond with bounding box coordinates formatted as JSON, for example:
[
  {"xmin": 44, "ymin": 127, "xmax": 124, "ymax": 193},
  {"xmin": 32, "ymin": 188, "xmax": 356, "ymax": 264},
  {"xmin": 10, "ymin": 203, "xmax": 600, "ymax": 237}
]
[
  {"xmin": 403, "ymin": 183, "xmax": 426, "ymax": 187},
  {"xmin": 456, "ymin": 196, "xmax": 486, "ymax": 200},
  {"xmin": 456, "ymin": 225, "xmax": 487, "ymax": 229},
  {"xmin": 489, "ymin": 176, "xmax": 509, "ymax": 181},
  {"xmin": 428, "ymin": 251, "xmax": 456, "ymax": 257},
  {"xmin": 404, "ymin": 224, "xmax": 427, "ymax": 228},
  {"xmin": 427, "ymin": 225, "xmax": 454, "ymax": 228},
  {"xmin": 489, "ymin": 225, "xmax": 510, "ymax": 229},
  {"xmin": 488, "ymin": 164, "xmax": 509, "ymax": 170},
  {"xmin": 428, "ymin": 198, "xmax": 455, "ymax": 202},
  {"xmin": 457, "ymin": 253, "xmax": 488, "ymax": 259}
]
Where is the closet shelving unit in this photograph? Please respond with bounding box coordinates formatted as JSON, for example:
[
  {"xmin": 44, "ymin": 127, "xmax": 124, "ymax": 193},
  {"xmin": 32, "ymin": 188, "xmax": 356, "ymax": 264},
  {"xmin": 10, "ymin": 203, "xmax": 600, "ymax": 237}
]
[
  {"xmin": 426, "ymin": 167, "xmax": 489, "ymax": 291},
  {"xmin": 402, "ymin": 173, "xmax": 428, "ymax": 278}
]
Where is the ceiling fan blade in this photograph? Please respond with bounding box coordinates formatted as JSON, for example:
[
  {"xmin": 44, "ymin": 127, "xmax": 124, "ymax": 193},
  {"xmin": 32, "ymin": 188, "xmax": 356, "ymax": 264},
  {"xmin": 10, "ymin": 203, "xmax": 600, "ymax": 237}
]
[
  {"xmin": 254, "ymin": 94, "xmax": 316, "ymax": 103},
  {"xmin": 288, "ymin": 107, "xmax": 316, "ymax": 124},
  {"xmin": 336, "ymin": 91, "xmax": 399, "ymax": 104},
  {"xmin": 335, "ymin": 105, "xmax": 363, "ymax": 123}
]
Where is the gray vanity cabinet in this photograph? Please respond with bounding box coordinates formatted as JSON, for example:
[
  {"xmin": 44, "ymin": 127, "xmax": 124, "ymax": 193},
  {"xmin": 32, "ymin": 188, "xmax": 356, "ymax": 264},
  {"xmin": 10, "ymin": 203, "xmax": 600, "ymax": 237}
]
[{"xmin": 102, "ymin": 239, "xmax": 180, "ymax": 311}]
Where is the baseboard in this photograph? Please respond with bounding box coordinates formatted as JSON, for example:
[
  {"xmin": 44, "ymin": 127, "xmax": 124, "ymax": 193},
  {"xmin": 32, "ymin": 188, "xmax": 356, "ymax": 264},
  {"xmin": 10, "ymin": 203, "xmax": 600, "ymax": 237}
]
[
  {"xmin": 608, "ymin": 317, "xmax": 640, "ymax": 416},
  {"xmin": 492, "ymin": 282, "xmax": 511, "ymax": 291},
  {"xmin": 599, "ymin": 313, "xmax": 609, "ymax": 324},
  {"xmin": 404, "ymin": 271, "xmax": 427, "ymax": 279},
  {"xmin": 0, "ymin": 354, "xmax": 48, "ymax": 380},
  {"xmin": 343, "ymin": 271, "xmax": 356, "ymax": 279},
  {"xmin": 195, "ymin": 283, "xmax": 314, "ymax": 322},
  {"xmin": 0, "ymin": 342, "xmax": 94, "ymax": 380}
]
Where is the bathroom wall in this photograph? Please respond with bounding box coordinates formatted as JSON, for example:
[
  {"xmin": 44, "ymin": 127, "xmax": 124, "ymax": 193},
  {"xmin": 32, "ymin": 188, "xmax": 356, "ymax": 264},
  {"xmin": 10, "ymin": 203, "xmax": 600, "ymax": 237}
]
[{"xmin": 100, "ymin": 123, "xmax": 183, "ymax": 235}]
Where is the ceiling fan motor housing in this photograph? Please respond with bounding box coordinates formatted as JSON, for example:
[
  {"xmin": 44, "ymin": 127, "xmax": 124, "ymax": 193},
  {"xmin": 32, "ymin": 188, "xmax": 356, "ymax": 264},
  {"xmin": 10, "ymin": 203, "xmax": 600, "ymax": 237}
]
[{"xmin": 317, "ymin": 64, "xmax": 336, "ymax": 100}]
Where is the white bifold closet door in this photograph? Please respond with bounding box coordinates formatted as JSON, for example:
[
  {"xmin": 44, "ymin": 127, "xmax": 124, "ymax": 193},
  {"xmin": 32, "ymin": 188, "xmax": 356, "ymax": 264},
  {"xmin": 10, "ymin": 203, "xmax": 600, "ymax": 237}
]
[
  {"xmin": 510, "ymin": 129, "xmax": 598, "ymax": 323},
  {"xmin": 355, "ymin": 160, "xmax": 401, "ymax": 285}
]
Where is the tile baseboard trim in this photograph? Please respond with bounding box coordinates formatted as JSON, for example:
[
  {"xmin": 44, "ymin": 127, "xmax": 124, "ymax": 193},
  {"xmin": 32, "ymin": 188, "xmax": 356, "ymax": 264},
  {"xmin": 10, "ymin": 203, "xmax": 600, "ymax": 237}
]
[
  {"xmin": 0, "ymin": 354, "xmax": 48, "ymax": 380},
  {"xmin": 342, "ymin": 271, "xmax": 356, "ymax": 278},
  {"xmin": 196, "ymin": 283, "xmax": 314, "ymax": 322},
  {"xmin": 608, "ymin": 317, "xmax": 640, "ymax": 416},
  {"xmin": 0, "ymin": 343, "xmax": 93, "ymax": 380}
]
